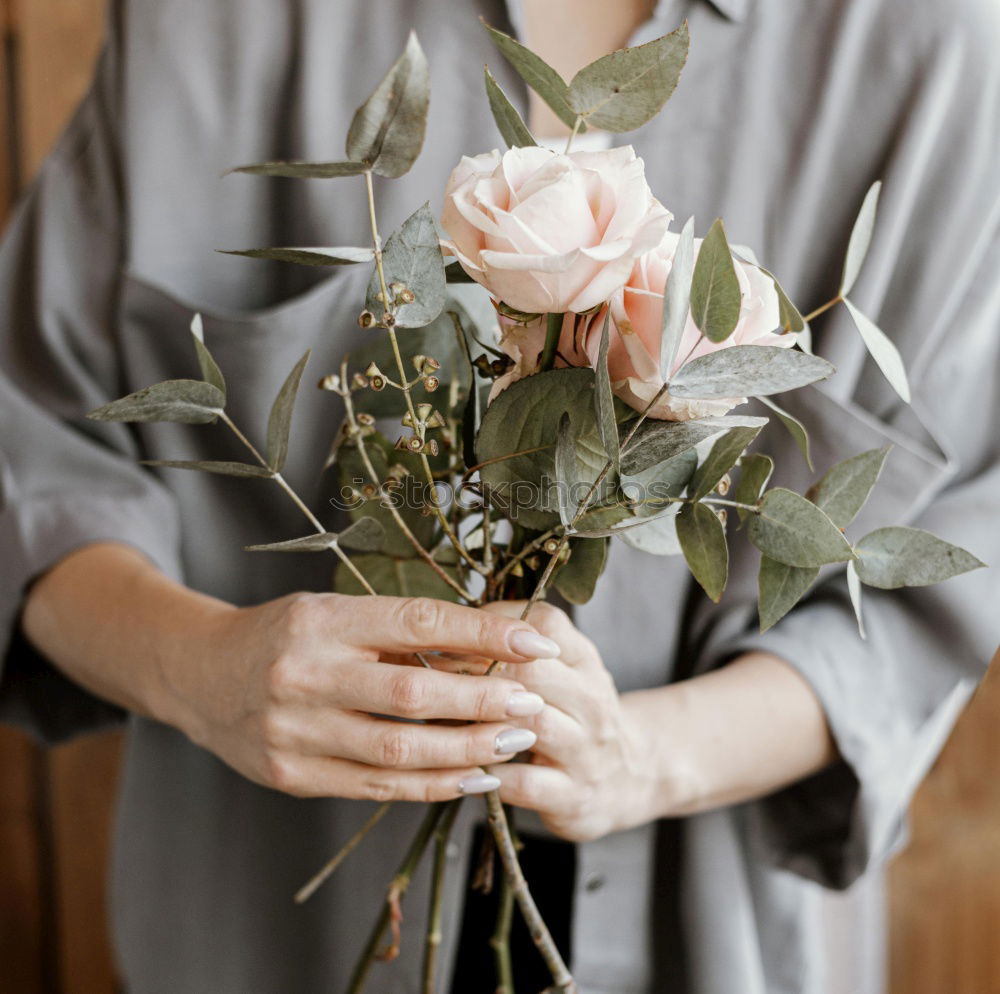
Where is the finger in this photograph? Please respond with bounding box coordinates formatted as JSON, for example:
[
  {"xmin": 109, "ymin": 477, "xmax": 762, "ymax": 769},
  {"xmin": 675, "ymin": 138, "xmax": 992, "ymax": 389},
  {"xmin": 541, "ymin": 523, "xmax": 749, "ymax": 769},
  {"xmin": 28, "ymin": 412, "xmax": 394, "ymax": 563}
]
[
  {"xmin": 330, "ymin": 660, "xmax": 547, "ymax": 723},
  {"xmin": 490, "ymin": 761, "xmax": 576, "ymax": 816},
  {"xmin": 285, "ymin": 709, "xmax": 539, "ymax": 769},
  {"xmin": 481, "ymin": 601, "xmax": 599, "ymax": 670},
  {"xmin": 511, "ymin": 704, "xmax": 586, "ymax": 768},
  {"xmin": 266, "ymin": 753, "xmax": 505, "ymax": 802},
  {"xmin": 329, "ymin": 595, "xmax": 560, "ymax": 661}
]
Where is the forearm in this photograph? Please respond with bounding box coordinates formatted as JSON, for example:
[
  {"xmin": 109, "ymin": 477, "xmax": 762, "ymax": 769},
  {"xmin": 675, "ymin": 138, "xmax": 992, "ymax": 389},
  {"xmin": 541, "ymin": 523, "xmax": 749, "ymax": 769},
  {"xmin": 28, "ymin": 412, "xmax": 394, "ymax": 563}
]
[
  {"xmin": 21, "ymin": 542, "xmax": 234, "ymax": 729},
  {"xmin": 624, "ymin": 651, "xmax": 837, "ymax": 822}
]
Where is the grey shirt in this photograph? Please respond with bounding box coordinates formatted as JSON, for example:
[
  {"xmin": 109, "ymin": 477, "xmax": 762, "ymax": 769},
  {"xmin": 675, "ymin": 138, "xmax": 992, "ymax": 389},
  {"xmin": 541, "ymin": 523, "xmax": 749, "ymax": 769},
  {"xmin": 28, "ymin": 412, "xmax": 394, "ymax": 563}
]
[{"xmin": 1, "ymin": 1, "xmax": 998, "ymax": 992}]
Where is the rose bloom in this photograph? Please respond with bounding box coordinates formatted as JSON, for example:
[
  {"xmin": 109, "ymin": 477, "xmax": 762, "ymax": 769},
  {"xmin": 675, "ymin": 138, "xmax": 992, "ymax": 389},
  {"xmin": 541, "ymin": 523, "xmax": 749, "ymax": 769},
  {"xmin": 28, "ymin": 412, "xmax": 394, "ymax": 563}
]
[
  {"xmin": 440, "ymin": 145, "xmax": 671, "ymax": 315},
  {"xmin": 489, "ymin": 230, "xmax": 792, "ymax": 421}
]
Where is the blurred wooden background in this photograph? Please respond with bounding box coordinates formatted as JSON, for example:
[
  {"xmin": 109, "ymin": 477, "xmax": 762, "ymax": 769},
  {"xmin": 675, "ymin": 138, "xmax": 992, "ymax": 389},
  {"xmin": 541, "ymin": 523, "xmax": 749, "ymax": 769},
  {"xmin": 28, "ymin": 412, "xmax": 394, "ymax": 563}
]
[{"xmin": 0, "ymin": 2, "xmax": 997, "ymax": 992}]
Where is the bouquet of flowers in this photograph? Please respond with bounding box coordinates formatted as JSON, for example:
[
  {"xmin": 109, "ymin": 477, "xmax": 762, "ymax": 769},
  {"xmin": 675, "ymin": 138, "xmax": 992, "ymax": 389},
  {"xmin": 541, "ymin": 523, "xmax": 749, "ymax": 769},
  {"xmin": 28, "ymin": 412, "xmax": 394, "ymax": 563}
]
[{"xmin": 87, "ymin": 20, "xmax": 983, "ymax": 994}]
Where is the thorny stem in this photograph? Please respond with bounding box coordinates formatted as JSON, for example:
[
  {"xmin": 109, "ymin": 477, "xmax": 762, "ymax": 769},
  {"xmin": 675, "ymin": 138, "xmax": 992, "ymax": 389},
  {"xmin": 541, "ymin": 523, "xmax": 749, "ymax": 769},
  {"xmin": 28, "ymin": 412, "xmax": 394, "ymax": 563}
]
[
  {"xmin": 363, "ymin": 170, "xmax": 485, "ymax": 577},
  {"xmin": 294, "ymin": 802, "xmax": 391, "ymax": 905},
  {"xmin": 802, "ymin": 294, "xmax": 842, "ymax": 324},
  {"xmin": 485, "ymin": 793, "xmax": 577, "ymax": 994},
  {"xmin": 220, "ymin": 412, "xmax": 377, "ymax": 596},
  {"xmin": 347, "ymin": 802, "xmax": 452, "ymax": 994},
  {"xmin": 421, "ymin": 801, "xmax": 462, "ymax": 994}
]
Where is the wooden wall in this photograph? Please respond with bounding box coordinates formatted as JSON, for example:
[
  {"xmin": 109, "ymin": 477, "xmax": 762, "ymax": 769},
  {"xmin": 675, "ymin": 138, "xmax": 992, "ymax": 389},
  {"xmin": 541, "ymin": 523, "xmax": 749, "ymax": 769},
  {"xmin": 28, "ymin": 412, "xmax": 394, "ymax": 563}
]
[{"xmin": 0, "ymin": 3, "xmax": 996, "ymax": 993}]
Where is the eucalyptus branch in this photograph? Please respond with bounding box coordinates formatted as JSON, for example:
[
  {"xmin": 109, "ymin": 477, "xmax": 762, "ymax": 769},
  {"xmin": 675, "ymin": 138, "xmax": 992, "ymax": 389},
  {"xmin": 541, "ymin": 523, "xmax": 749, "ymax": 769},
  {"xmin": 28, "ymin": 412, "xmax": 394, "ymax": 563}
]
[
  {"xmin": 802, "ymin": 294, "xmax": 842, "ymax": 324},
  {"xmin": 421, "ymin": 800, "xmax": 462, "ymax": 994},
  {"xmin": 363, "ymin": 170, "xmax": 486, "ymax": 577},
  {"xmin": 220, "ymin": 412, "xmax": 377, "ymax": 596},
  {"xmin": 564, "ymin": 115, "xmax": 584, "ymax": 154},
  {"xmin": 491, "ymin": 870, "xmax": 515, "ymax": 994},
  {"xmin": 341, "ymin": 371, "xmax": 480, "ymax": 604},
  {"xmin": 494, "ymin": 526, "xmax": 562, "ymax": 584}
]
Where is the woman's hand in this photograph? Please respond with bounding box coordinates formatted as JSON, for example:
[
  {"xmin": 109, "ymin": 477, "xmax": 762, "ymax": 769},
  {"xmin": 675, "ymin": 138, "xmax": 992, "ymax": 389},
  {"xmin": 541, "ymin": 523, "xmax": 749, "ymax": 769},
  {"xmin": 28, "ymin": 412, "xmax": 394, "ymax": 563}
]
[{"xmin": 471, "ymin": 602, "xmax": 667, "ymax": 842}]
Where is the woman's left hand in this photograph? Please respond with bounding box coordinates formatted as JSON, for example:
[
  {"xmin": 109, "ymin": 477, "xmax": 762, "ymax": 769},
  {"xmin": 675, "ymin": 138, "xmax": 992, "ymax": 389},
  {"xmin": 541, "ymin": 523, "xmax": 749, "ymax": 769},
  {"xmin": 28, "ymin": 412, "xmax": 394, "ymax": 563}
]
[{"xmin": 472, "ymin": 601, "xmax": 659, "ymax": 842}]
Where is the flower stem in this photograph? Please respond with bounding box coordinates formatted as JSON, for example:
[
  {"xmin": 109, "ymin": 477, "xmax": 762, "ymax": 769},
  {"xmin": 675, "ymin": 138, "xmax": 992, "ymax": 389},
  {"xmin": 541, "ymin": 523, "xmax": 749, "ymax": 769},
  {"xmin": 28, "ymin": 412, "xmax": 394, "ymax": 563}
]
[
  {"xmin": 421, "ymin": 800, "xmax": 462, "ymax": 994},
  {"xmin": 539, "ymin": 313, "xmax": 563, "ymax": 372},
  {"xmin": 563, "ymin": 116, "xmax": 583, "ymax": 155},
  {"xmin": 802, "ymin": 294, "xmax": 842, "ymax": 324}
]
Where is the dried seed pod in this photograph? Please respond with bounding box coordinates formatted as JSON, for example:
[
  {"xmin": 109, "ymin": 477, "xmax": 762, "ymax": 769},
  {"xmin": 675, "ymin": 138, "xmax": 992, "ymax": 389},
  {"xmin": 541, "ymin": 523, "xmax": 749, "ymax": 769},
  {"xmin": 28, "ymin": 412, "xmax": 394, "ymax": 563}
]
[
  {"xmin": 420, "ymin": 356, "xmax": 441, "ymax": 373},
  {"xmin": 401, "ymin": 412, "xmax": 415, "ymax": 428},
  {"xmin": 491, "ymin": 356, "xmax": 515, "ymax": 377},
  {"xmin": 716, "ymin": 473, "xmax": 732, "ymax": 496},
  {"xmin": 318, "ymin": 374, "xmax": 341, "ymax": 392},
  {"xmin": 388, "ymin": 463, "xmax": 410, "ymax": 479},
  {"xmin": 394, "ymin": 436, "xmax": 409, "ymax": 451},
  {"xmin": 425, "ymin": 410, "xmax": 447, "ymax": 430},
  {"xmin": 407, "ymin": 437, "xmax": 424, "ymax": 453},
  {"xmin": 369, "ymin": 375, "xmax": 386, "ymax": 391},
  {"xmin": 508, "ymin": 561, "xmax": 524, "ymax": 578},
  {"xmin": 543, "ymin": 538, "xmax": 561, "ymax": 555},
  {"xmin": 423, "ymin": 375, "xmax": 440, "ymax": 393},
  {"xmin": 716, "ymin": 508, "xmax": 728, "ymax": 527},
  {"xmin": 411, "ymin": 354, "xmax": 429, "ymax": 372},
  {"xmin": 357, "ymin": 310, "xmax": 375, "ymax": 328},
  {"xmin": 397, "ymin": 287, "xmax": 415, "ymax": 304},
  {"xmin": 416, "ymin": 402, "xmax": 434, "ymax": 422},
  {"xmin": 473, "ymin": 354, "xmax": 494, "ymax": 376},
  {"xmin": 426, "ymin": 439, "xmax": 440, "ymax": 457},
  {"xmin": 361, "ymin": 483, "xmax": 379, "ymax": 500},
  {"xmin": 382, "ymin": 312, "xmax": 396, "ymax": 328},
  {"xmin": 356, "ymin": 412, "xmax": 376, "ymax": 427},
  {"xmin": 389, "ymin": 281, "xmax": 406, "ymax": 296},
  {"xmin": 352, "ymin": 372, "xmax": 369, "ymax": 390}
]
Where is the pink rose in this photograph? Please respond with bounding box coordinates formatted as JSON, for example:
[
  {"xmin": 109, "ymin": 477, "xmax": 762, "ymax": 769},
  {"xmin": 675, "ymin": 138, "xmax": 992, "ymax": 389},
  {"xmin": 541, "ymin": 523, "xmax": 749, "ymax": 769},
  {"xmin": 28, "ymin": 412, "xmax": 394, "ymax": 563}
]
[
  {"xmin": 597, "ymin": 231, "xmax": 790, "ymax": 420},
  {"xmin": 440, "ymin": 146, "xmax": 672, "ymax": 315}
]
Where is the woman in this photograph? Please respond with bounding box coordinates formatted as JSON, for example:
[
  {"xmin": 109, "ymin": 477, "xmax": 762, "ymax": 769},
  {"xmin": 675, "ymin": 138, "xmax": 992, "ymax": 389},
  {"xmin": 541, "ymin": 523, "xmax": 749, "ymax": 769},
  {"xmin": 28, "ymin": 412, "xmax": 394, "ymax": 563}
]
[{"xmin": 2, "ymin": 1, "xmax": 997, "ymax": 991}]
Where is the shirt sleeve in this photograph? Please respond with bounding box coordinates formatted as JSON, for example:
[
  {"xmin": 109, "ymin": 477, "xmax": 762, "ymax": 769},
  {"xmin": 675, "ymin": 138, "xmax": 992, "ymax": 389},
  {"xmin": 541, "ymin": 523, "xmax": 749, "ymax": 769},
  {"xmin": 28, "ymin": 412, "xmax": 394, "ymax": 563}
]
[
  {"xmin": 691, "ymin": 1, "xmax": 1000, "ymax": 890},
  {"xmin": 0, "ymin": 6, "xmax": 184, "ymax": 743}
]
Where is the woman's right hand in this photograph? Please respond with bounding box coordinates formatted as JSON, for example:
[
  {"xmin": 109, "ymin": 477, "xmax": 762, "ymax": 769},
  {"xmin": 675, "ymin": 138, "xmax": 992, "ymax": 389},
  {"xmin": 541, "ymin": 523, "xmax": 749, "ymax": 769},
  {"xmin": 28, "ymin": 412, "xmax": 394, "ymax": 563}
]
[{"xmin": 168, "ymin": 590, "xmax": 555, "ymax": 801}]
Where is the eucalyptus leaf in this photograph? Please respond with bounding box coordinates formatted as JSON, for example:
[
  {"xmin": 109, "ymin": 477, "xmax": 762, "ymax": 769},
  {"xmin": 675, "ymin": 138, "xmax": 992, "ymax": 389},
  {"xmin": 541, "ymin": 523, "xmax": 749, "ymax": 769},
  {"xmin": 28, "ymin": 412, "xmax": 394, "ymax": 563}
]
[
  {"xmin": 676, "ymin": 501, "xmax": 728, "ymax": 602},
  {"xmin": 266, "ymin": 351, "xmax": 310, "ymax": 472},
  {"xmin": 621, "ymin": 415, "xmax": 767, "ymax": 475},
  {"xmin": 618, "ymin": 508, "xmax": 682, "ymax": 556},
  {"xmin": 484, "ymin": 67, "xmax": 537, "ymax": 148},
  {"xmin": 853, "ymin": 527, "xmax": 984, "ymax": 589},
  {"xmin": 594, "ymin": 312, "xmax": 620, "ymax": 470},
  {"xmin": 806, "ymin": 447, "xmax": 890, "ymax": 529},
  {"xmin": 345, "ymin": 31, "xmax": 429, "ymax": 178},
  {"xmin": 621, "ymin": 450, "xmax": 696, "ymax": 517},
  {"xmin": 840, "ymin": 181, "xmax": 881, "ymax": 296},
  {"xmin": 553, "ymin": 537, "xmax": 609, "ymax": 605},
  {"xmin": 143, "ymin": 460, "xmax": 273, "ymax": 479},
  {"xmin": 483, "ymin": 22, "xmax": 579, "ymax": 131},
  {"xmin": 337, "ymin": 517, "xmax": 387, "ymax": 552},
  {"xmin": 732, "ymin": 453, "xmax": 773, "ymax": 522},
  {"xmin": 87, "ymin": 380, "xmax": 224, "ymax": 424},
  {"xmin": 190, "ymin": 314, "xmax": 226, "ymax": 395},
  {"xmin": 335, "ymin": 553, "xmax": 461, "ymax": 601},
  {"xmin": 846, "ymin": 560, "xmax": 866, "ymax": 639},
  {"xmin": 690, "ymin": 425, "xmax": 764, "ymax": 501},
  {"xmin": 554, "ymin": 412, "xmax": 578, "ymax": 526},
  {"xmin": 757, "ymin": 556, "xmax": 819, "ymax": 632},
  {"xmin": 670, "ymin": 346, "xmax": 834, "ymax": 399},
  {"xmin": 661, "ymin": 217, "xmax": 694, "ymax": 376},
  {"xmin": 843, "ymin": 299, "xmax": 911, "ymax": 403},
  {"xmin": 757, "ymin": 395, "xmax": 813, "ymax": 469},
  {"xmin": 230, "ymin": 160, "xmax": 368, "ymax": 179},
  {"xmin": 760, "ymin": 266, "xmax": 805, "ymax": 333},
  {"xmin": 365, "ymin": 203, "xmax": 446, "ymax": 328},
  {"xmin": 747, "ymin": 488, "xmax": 854, "ymax": 567},
  {"xmin": 245, "ymin": 533, "xmax": 342, "ymax": 553},
  {"xmin": 689, "ymin": 218, "xmax": 741, "ymax": 343},
  {"xmin": 219, "ymin": 246, "xmax": 374, "ymax": 267},
  {"xmin": 567, "ymin": 22, "xmax": 689, "ymax": 132}
]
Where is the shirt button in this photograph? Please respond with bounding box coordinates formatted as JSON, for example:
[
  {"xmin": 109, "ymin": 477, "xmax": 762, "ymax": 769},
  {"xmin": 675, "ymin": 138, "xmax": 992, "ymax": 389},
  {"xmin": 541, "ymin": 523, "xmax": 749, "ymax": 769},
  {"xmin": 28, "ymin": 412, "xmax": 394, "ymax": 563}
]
[
  {"xmin": 584, "ymin": 872, "xmax": 605, "ymax": 893},
  {"xmin": 446, "ymin": 842, "xmax": 461, "ymax": 861}
]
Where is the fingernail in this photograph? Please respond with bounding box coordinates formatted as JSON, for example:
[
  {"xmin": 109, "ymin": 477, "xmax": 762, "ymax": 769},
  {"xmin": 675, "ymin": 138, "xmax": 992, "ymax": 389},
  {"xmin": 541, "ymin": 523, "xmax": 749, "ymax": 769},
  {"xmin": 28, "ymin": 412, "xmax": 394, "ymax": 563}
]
[
  {"xmin": 458, "ymin": 773, "xmax": 502, "ymax": 795},
  {"xmin": 495, "ymin": 728, "xmax": 537, "ymax": 755},
  {"xmin": 509, "ymin": 630, "xmax": 559, "ymax": 658},
  {"xmin": 506, "ymin": 691, "xmax": 544, "ymax": 717}
]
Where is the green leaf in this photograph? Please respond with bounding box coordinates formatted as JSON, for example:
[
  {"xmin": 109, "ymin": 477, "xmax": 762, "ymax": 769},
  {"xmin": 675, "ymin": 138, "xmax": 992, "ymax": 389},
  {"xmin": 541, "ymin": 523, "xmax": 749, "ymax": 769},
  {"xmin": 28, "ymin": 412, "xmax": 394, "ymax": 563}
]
[
  {"xmin": 689, "ymin": 425, "xmax": 764, "ymax": 502},
  {"xmin": 757, "ymin": 395, "xmax": 813, "ymax": 470},
  {"xmin": 483, "ymin": 21, "xmax": 579, "ymax": 131},
  {"xmin": 87, "ymin": 380, "xmax": 224, "ymax": 424},
  {"xmin": 189, "ymin": 314, "xmax": 226, "ymax": 395},
  {"xmin": 143, "ymin": 460, "xmax": 272, "ymax": 479},
  {"xmin": 567, "ymin": 22, "xmax": 689, "ymax": 132},
  {"xmin": 840, "ymin": 181, "xmax": 881, "ymax": 297},
  {"xmin": 484, "ymin": 67, "xmax": 537, "ymax": 148},
  {"xmin": 747, "ymin": 488, "xmax": 855, "ymax": 567},
  {"xmin": 229, "ymin": 160, "xmax": 368, "ymax": 179},
  {"xmin": 617, "ymin": 509, "xmax": 682, "ymax": 556},
  {"xmin": 219, "ymin": 247, "xmax": 374, "ymax": 267},
  {"xmin": 853, "ymin": 527, "xmax": 985, "ymax": 589},
  {"xmin": 661, "ymin": 216, "xmax": 695, "ymax": 376},
  {"xmin": 553, "ymin": 537, "xmax": 609, "ymax": 605},
  {"xmin": 621, "ymin": 449, "xmax": 697, "ymax": 517},
  {"xmin": 806, "ymin": 447, "xmax": 890, "ymax": 529},
  {"xmin": 337, "ymin": 517, "xmax": 387, "ymax": 552},
  {"xmin": 345, "ymin": 31, "xmax": 429, "ymax": 178},
  {"xmin": 266, "ymin": 351, "xmax": 310, "ymax": 472},
  {"xmin": 477, "ymin": 368, "xmax": 609, "ymax": 529},
  {"xmin": 689, "ymin": 218, "xmax": 741, "ymax": 343},
  {"xmin": 335, "ymin": 553, "xmax": 461, "ymax": 601},
  {"xmin": 757, "ymin": 556, "xmax": 819, "ymax": 632},
  {"xmin": 554, "ymin": 412, "xmax": 578, "ymax": 526},
  {"xmin": 670, "ymin": 346, "xmax": 834, "ymax": 399},
  {"xmin": 759, "ymin": 266, "xmax": 805, "ymax": 334},
  {"xmin": 621, "ymin": 415, "xmax": 766, "ymax": 475},
  {"xmin": 843, "ymin": 299, "xmax": 911, "ymax": 403},
  {"xmin": 676, "ymin": 501, "xmax": 728, "ymax": 602},
  {"xmin": 846, "ymin": 560, "xmax": 866, "ymax": 639},
  {"xmin": 365, "ymin": 203, "xmax": 446, "ymax": 328},
  {"xmin": 246, "ymin": 533, "xmax": 342, "ymax": 553},
  {"xmin": 594, "ymin": 312, "xmax": 620, "ymax": 470},
  {"xmin": 732, "ymin": 453, "xmax": 773, "ymax": 523}
]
